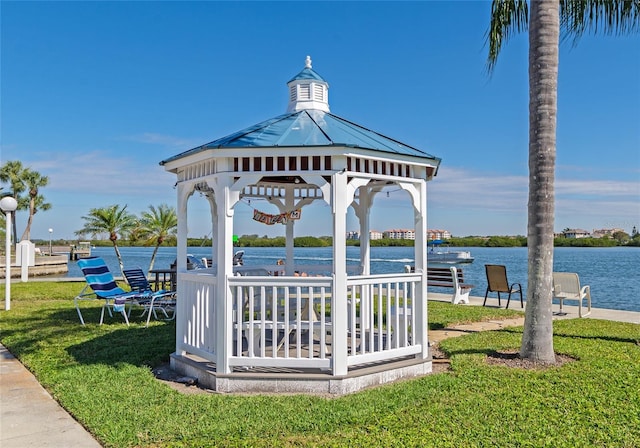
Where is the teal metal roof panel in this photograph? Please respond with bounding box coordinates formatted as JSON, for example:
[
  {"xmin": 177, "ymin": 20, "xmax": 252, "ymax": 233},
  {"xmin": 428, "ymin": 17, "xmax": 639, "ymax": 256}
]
[
  {"xmin": 161, "ymin": 110, "xmax": 439, "ymax": 165},
  {"xmin": 287, "ymin": 67, "xmax": 326, "ymax": 83}
]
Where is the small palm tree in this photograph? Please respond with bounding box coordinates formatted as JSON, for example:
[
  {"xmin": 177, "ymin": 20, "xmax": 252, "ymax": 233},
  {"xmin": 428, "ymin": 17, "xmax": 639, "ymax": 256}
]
[
  {"xmin": 0, "ymin": 160, "xmax": 27, "ymax": 243},
  {"xmin": 137, "ymin": 204, "xmax": 178, "ymax": 274},
  {"xmin": 487, "ymin": 0, "xmax": 639, "ymax": 363},
  {"xmin": 76, "ymin": 205, "xmax": 137, "ymax": 276},
  {"xmin": 19, "ymin": 169, "xmax": 51, "ymax": 241}
]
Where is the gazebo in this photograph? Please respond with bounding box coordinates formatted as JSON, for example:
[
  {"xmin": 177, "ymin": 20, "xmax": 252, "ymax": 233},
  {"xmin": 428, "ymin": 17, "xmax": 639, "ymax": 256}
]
[{"xmin": 160, "ymin": 56, "xmax": 441, "ymax": 394}]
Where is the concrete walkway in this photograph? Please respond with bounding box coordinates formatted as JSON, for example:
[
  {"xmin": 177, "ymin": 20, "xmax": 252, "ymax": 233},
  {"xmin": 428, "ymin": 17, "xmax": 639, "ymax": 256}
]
[
  {"xmin": 428, "ymin": 293, "xmax": 640, "ymax": 343},
  {"xmin": 1, "ymin": 294, "xmax": 637, "ymax": 448},
  {"xmin": 0, "ymin": 345, "xmax": 102, "ymax": 448}
]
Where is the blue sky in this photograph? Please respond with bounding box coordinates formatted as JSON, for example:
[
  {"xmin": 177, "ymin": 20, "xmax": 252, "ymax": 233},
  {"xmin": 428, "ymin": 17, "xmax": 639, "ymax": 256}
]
[{"xmin": 2, "ymin": 1, "xmax": 639, "ymax": 241}]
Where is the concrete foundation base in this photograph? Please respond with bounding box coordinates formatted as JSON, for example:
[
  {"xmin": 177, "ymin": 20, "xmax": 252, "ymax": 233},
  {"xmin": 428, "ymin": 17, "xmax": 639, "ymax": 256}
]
[{"xmin": 170, "ymin": 352, "xmax": 432, "ymax": 395}]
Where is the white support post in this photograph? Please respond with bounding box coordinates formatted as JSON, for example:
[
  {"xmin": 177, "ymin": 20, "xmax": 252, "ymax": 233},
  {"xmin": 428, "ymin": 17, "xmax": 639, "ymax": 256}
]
[
  {"xmin": 1, "ymin": 197, "xmax": 18, "ymax": 311},
  {"xmin": 352, "ymin": 187, "xmax": 373, "ymax": 333},
  {"xmin": 358, "ymin": 189, "xmax": 372, "ymax": 276},
  {"xmin": 204, "ymin": 193, "xmax": 217, "ymax": 265},
  {"xmin": 331, "ymin": 170, "xmax": 348, "ymax": 376},
  {"xmin": 285, "ymin": 186, "xmax": 295, "ymax": 274},
  {"xmin": 175, "ymin": 183, "xmax": 190, "ymax": 356},
  {"xmin": 414, "ymin": 180, "xmax": 429, "ymax": 359},
  {"xmin": 214, "ymin": 177, "xmax": 235, "ymax": 374},
  {"xmin": 4, "ymin": 211, "xmax": 11, "ymax": 310}
]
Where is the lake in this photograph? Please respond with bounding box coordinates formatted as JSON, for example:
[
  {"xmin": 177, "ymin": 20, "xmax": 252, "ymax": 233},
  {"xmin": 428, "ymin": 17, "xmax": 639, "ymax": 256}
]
[{"xmin": 65, "ymin": 245, "xmax": 640, "ymax": 312}]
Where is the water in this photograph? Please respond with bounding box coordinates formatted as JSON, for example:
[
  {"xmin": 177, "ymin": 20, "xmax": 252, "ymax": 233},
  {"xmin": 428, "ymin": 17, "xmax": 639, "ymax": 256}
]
[{"xmin": 65, "ymin": 245, "xmax": 640, "ymax": 312}]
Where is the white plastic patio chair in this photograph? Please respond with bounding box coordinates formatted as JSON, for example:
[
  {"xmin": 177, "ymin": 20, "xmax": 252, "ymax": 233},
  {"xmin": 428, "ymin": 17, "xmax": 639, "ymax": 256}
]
[{"xmin": 552, "ymin": 272, "xmax": 592, "ymax": 318}]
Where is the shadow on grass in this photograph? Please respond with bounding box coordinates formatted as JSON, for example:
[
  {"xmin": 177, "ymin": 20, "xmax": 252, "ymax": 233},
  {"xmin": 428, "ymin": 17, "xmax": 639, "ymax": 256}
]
[
  {"xmin": 37, "ymin": 304, "xmax": 177, "ymax": 368},
  {"xmin": 65, "ymin": 320, "xmax": 176, "ymax": 368},
  {"xmin": 439, "ymin": 322, "xmax": 639, "ymax": 362},
  {"xmin": 550, "ymin": 329, "xmax": 639, "ymax": 345}
]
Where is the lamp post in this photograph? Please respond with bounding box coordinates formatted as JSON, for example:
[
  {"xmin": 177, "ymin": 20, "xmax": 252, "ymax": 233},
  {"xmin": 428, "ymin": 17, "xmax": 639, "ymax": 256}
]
[
  {"xmin": 0, "ymin": 196, "xmax": 18, "ymax": 311},
  {"xmin": 49, "ymin": 228, "xmax": 53, "ymax": 256}
]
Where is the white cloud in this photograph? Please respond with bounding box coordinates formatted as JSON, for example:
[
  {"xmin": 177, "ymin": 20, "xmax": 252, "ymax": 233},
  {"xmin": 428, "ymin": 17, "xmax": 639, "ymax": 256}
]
[
  {"xmin": 24, "ymin": 150, "xmax": 173, "ymax": 195},
  {"xmin": 120, "ymin": 133, "xmax": 202, "ymax": 149},
  {"xmin": 556, "ymin": 178, "xmax": 639, "ymax": 197},
  {"xmin": 423, "ymin": 166, "xmax": 639, "ymax": 234}
]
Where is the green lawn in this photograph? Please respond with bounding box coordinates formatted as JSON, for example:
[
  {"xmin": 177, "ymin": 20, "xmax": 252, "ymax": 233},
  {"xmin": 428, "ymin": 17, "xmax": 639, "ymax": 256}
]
[{"xmin": 1, "ymin": 282, "xmax": 639, "ymax": 447}]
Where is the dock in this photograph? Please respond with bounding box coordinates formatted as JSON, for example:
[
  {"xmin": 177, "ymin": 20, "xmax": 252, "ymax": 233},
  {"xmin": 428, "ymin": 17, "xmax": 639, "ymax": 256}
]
[
  {"xmin": 0, "ymin": 254, "xmax": 69, "ymax": 278},
  {"xmin": 36, "ymin": 243, "xmax": 92, "ymax": 260},
  {"xmin": 69, "ymin": 242, "xmax": 92, "ymax": 260}
]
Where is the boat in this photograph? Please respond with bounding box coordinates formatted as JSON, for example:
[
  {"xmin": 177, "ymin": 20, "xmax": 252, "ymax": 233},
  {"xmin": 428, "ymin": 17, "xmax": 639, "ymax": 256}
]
[{"xmin": 427, "ymin": 240, "xmax": 474, "ymax": 266}]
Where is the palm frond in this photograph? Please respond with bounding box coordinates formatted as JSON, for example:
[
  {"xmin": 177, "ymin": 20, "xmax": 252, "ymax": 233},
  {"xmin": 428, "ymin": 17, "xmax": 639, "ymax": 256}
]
[
  {"xmin": 561, "ymin": 0, "xmax": 640, "ymax": 44},
  {"xmin": 486, "ymin": 0, "xmax": 529, "ymax": 73}
]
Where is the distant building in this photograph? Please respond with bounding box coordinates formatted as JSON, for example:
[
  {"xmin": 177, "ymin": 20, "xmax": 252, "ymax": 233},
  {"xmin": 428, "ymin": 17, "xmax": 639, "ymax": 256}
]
[
  {"xmin": 562, "ymin": 229, "xmax": 591, "ymax": 239},
  {"xmin": 592, "ymin": 228, "xmax": 625, "ymax": 238},
  {"xmin": 370, "ymin": 230, "xmax": 384, "ymax": 240},
  {"xmin": 346, "ymin": 230, "xmax": 386, "ymax": 240},
  {"xmin": 427, "ymin": 229, "xmax": 451, "ymax": 240},
  {"xmin": 385, "ymin": 229, "xmax": 415, "ymax": 240}
]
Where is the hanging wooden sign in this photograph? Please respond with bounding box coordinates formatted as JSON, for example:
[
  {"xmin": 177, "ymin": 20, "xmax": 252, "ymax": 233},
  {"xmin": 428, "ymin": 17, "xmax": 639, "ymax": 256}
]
[{"xmin": 252, "ymin": 209, "xmax": 302, "ymax": 225}]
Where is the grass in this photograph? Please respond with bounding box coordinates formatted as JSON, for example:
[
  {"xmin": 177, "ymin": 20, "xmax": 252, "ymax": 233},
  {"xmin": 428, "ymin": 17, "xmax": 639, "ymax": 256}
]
[{"xmin": 1, "ymin": 282, "xmax": 639, "ymax": 447}]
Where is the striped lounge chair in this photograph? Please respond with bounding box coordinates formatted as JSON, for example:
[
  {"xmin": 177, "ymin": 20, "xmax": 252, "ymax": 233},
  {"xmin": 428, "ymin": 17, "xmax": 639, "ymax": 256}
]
[{"xmin": 75, "ymin": 257, "xmax": 141, "ymax": 326}]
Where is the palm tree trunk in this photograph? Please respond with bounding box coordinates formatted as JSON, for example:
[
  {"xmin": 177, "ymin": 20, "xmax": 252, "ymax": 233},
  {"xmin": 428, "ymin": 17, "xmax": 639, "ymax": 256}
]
[
  {"xmin": 19, "ymin": 199, "xmax": 35, "ymax": 241},
  {"xmin": 520, "ymin": 0, "xmax": 559, "ymax": 363},
  {"xmin": 148, "ymin": 245, "xmax": 160, "ymax": 275},
  {"xmin": 113, "ymin": 243, "xmax": 125, "ymax": 278}
]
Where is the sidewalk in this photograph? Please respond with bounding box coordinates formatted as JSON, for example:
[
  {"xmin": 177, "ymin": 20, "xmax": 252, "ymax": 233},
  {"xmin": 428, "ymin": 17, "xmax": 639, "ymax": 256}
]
[
  {"xmin": 428, "ymin": 292, "xmax": 640, "ymax": 344},
  {"xmin": 0, "ymin": 345, "xmax": 102, "ymax": 448},
  {"xmin": 1, "ymin": 295, "xmax": 637, "ymax": 448}
]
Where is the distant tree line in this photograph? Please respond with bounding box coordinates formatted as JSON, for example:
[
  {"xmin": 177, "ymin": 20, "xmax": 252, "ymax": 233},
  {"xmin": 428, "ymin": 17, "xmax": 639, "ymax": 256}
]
[{"xmin": 80, "ymin": 232, "xmax": 640, "ymax": 250}]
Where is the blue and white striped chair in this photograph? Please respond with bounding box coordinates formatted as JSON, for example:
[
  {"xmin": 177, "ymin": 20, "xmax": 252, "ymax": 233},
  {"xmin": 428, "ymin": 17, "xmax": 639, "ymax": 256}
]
[
  {"xmin": 75, "ymin": 257, "xmax": 141, "ymax": 325},
  {"xmin": 123, "ymin": 267, "xmax": 176, "ymax": 327}
]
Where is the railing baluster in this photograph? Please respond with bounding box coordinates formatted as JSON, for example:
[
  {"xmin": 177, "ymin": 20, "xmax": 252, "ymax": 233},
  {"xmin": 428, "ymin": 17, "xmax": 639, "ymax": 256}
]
[{"xmin": 308, "ymin": 285, "xmax": 314, "ymax": 359}]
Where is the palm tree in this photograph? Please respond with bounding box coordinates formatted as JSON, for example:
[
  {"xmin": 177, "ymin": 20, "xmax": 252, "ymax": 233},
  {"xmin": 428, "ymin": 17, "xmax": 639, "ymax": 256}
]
[
  {"xmin": 137, "ymin": 204, "xmax": 178, "ymax": 274},
  {"xmin": 76, "ymin": 205, "xmax": 137, "ymax": 276},
  {"xmin": 0, "ymin": 160, "xmax": 27, "ymax": 243},
  {"xmin": 487, "ymin": 0, "xmax": 639, "ymax": 363},
  {"xmin": 19, "ymin": 169, "xmax": 51, "ymax": 241}
]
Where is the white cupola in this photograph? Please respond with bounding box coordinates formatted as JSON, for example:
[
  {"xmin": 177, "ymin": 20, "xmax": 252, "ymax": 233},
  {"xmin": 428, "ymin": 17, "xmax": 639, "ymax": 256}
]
[{"xmin": 286, "ymin": 55, "xmax": 330, "ymax": 113}]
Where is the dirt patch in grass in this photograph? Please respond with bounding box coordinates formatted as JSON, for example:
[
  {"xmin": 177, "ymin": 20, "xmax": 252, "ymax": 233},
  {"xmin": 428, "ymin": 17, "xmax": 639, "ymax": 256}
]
[
  {"xmin": 430, "ymin": 345, "xmax": 452, "ymax": 373},
  {"xmin": 486, "ymin": 349, "xmax": 576, "ymax": 369},
  {"xmin": 152, "ymin": 363, "xmax": 214, "ymax": 395}
]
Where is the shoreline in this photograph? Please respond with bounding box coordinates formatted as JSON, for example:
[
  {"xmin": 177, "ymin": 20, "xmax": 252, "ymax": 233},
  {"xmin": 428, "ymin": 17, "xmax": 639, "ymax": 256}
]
[
  {"xmin": 428, "ymin": 292, "xmax": 639, "ymax": 325},
  {"xmin": 0, "ymin": 255, "xmax": 68, "ymax": 279}
]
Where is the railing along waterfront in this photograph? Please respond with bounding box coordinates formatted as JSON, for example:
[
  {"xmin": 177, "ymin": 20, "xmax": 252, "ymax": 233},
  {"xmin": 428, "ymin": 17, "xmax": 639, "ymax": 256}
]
[{"xmin": 176, "ymin": 269, "xmax": 422, "ymax": 371}]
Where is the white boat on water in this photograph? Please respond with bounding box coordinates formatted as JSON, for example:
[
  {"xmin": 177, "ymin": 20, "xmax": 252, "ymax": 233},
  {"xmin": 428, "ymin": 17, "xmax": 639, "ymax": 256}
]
[{"xmin": 427, "ymin": 240, "xmax": 474, "ymax": 266}]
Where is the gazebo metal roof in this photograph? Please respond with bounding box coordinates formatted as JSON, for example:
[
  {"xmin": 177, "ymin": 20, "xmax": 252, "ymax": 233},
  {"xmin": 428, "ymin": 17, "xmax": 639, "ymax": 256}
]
[{"xmin": 161, "ymin": 109, "xmax": 439, "ymax": 166}]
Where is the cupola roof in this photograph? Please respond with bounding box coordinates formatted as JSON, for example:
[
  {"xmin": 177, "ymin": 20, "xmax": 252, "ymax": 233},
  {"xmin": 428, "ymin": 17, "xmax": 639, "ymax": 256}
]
[{"xmin": 161, "ymin": 56, "xmax": 440, "ymax": 167}]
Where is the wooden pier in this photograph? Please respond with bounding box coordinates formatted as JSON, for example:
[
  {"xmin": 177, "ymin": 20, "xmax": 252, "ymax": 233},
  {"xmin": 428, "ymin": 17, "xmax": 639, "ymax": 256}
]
[
  {"xmin": 38, "ymin": 242, "xmax": 92, "ymax": 260},
  {"xmin": 69, "ymin": 242, "xmax": 92, "ymax": 260}
]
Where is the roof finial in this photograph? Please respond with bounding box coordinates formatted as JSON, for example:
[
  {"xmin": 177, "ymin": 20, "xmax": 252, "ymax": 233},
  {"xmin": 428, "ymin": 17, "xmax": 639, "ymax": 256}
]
[{"xmin": 305, "ymin": 55, "xmax": 312, "ymax": 69}]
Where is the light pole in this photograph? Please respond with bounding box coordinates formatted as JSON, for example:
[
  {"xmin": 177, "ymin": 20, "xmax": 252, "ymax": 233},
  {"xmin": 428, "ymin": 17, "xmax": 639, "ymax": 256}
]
[
  {"xmin": 49, "ymin": 228, "xmax": 53, "ymax": 256},
  {"xmin": 1, "ymin": 196, "xmax": 18, "ymax": 311}
]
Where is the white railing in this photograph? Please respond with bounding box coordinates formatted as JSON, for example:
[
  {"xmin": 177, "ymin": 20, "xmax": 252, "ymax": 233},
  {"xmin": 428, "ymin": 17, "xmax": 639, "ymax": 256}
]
[
  {"xmin": 176, "ymin": 270, "xmax": 217, "ymax": 360},
  {"xmin": 229, "ymin": 275, "xmax": 332, "ymax": 369},
  {"xmin": 346, "ymin": 272, "xmax": 422, "ymax": 366},
  {"xmin": 176, "ymin": 270, "xmax": 423, "ymax": 371}
]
